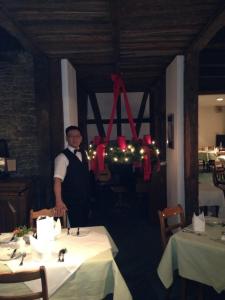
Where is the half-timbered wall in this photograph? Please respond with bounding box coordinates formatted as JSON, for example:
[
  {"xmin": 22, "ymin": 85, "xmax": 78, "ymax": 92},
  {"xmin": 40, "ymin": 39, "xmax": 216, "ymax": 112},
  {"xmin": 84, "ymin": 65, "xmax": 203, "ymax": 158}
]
[{"xmin": 87, "ymin": 92, "xmax": 151, "ymax": 142}]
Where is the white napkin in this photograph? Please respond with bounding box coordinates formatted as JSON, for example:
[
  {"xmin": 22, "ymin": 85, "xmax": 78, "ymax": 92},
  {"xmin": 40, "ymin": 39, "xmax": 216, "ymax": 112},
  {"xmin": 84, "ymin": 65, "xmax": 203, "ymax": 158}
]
[
  {"xmin": 54, "ymin": 218, "xmax": 62, "ymax": 237},
  {"xmin": 29, "ymin": 235, "xmax": 53, "ymax": 258},
  {"xmin": 36, "ymin": 216, "xmax": 55, "ymax": 241},
  {"xmin": 192, "ymin": 212, "xmax": 205, "ymax": 232}
]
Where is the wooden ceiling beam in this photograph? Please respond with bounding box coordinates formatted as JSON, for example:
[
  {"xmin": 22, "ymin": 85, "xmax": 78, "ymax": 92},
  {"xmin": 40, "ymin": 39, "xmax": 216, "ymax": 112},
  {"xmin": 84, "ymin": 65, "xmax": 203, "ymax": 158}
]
[
  {"xmin": 109, "ymin": 0, "xmax": 120, "ymax": 72},
  {"xmin": 0, "ymin": 4, "xmax": 41, "ymax": 55},
  {"xmin": 3, "ymin": 1, "xmax": 108, "ymax": 12},
  {"xmin": 188, "ymin": 3, "xmax": 225, "ymax": 52}
]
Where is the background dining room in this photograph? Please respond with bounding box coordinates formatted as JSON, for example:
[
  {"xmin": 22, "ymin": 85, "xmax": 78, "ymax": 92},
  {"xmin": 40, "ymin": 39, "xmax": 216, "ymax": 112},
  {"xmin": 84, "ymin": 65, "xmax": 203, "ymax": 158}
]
[{"xmin": 1, "ymin": 1, "xmax": 225, "ymax": 299}]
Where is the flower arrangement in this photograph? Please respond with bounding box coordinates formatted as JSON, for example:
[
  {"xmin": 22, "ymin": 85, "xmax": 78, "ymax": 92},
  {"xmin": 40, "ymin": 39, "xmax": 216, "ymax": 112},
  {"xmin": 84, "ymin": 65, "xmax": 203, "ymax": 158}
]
[{"xmin": 13, "ymin": 226, "xmax": 31, "ymax": 237}]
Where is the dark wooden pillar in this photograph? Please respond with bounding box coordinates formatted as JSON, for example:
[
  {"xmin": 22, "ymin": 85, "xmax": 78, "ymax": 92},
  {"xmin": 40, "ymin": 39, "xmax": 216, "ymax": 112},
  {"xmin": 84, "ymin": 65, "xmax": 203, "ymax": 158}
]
[
  {"xmin": 150, "ymin": 75, "xmax": 166, "ymax": 161},
  {"xmin": 184, "ymin": 51, "xmax": 199, "ymax": 221},
  {"xmin": 148, "ymin": 75, "xmax": 167, "ymax": 223}
]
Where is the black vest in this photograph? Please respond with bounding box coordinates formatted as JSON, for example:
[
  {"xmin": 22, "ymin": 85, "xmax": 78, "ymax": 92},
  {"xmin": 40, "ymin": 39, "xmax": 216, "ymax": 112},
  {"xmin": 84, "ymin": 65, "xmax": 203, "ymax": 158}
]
[{"xmin": 61, "ymin": 148, "xmax": 89, "ymax": 206}]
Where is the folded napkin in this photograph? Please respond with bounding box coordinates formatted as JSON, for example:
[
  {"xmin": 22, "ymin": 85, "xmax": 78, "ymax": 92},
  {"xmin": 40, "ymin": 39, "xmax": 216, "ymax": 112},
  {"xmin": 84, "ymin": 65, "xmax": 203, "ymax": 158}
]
[
  {"xmin": 29, "ymin": 235, "xmax": 53, "ymax": 258},
  {"xmin": 54, "ymin": 218, "xmax": 62, "ymax": 237},
  {"xmin": 36, "ymin": 216, "xmax": 55, "ymax": 241},
  {"xmin": 192, "ymin": 212, "xmax": 205, "ymax": 232},
  {"xmin": 36, "ymin": 216, "xmax": 62, "ymax": 242}
]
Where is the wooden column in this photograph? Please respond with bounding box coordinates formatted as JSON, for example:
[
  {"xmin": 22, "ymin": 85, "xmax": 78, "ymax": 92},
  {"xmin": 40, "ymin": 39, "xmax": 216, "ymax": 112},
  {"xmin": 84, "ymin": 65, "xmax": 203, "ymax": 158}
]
[
  {"xmin": 150, "ymin": 75, "xmax": 166, "ymax": 161},
  {"xmin": 148, "ymin": 75, "xmax": 167, "ymax": 223},
  {"xmin": 184, "ymin": 51, "xmax": 199, "ymax": 221}
]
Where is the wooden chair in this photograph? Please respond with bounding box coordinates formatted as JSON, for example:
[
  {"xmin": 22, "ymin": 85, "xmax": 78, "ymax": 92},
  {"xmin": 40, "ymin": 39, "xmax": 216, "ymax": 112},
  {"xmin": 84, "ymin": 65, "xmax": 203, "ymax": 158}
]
[
  {"xmin": 158, "ymin": 204, "xmax": 185, "ymax": 250},
  {"xmin": 158, "ymin": 205, "xmax": 186, "ymax": 299},
  {"xmin": 30, "ymin": 208, "xmax": 67, "ymax": 228},
  {"xmin": 0, "ymin": 266, "xmax": 48, "ymax": 300},
  {"xmin": 212, "ymin": 166, "xmax": 225, "ymax": 197}
]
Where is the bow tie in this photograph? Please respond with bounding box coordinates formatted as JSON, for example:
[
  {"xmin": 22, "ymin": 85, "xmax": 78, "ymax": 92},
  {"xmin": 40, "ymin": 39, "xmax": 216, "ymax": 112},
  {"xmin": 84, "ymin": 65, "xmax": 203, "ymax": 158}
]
[{"xmin": 74, "ymin": 149, "xmax": 81, "ymax": 155}]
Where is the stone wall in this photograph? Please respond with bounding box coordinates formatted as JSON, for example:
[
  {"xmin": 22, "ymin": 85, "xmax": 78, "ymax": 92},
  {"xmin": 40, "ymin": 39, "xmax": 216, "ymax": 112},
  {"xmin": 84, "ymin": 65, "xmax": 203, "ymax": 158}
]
[{"xmin": 0, "ymin": 51, "xmax": 40, "ymax": 177}]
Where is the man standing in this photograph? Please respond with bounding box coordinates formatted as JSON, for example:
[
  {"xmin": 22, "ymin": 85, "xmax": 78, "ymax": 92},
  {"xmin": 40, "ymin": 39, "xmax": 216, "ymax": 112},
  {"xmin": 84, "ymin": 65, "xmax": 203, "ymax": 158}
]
[{"xmin": 54, "ymin": 126, "xmax": 90, "ymax": 227}]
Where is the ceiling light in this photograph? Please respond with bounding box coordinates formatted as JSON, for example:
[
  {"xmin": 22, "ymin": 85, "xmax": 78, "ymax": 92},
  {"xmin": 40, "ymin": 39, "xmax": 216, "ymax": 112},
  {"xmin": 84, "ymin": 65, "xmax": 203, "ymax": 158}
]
[{"xmin": 216, "ymin": 97, "xmax": 224, "ymax": 102}]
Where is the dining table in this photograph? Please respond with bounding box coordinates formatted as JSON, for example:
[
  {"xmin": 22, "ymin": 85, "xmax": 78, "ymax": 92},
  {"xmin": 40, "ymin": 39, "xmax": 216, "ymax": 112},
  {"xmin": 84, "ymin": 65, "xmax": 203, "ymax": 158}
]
[
  {"xmin": 198, "ymin": 173, "xmax": 225, "ymax": 218},
  {"xmin": 0, "ymin": 226, "xmax": 132, "ymax": 300},
  {"xmin": 157, "ymin": 218, "xmax": 225, "ymax": 293},
  {"xmin": 198, "ymin": 150, "xmax": 217, "ymax": 163}
]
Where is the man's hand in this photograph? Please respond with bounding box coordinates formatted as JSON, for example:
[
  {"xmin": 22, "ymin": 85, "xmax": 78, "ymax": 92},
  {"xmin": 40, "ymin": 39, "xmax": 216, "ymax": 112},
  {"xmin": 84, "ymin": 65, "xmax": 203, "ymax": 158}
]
[
  {"xmin": 54, "ymin": 200, "xmax": 67, "ymax": 216},
  {"xmin": 54, "ymin": 177, "xmax": 67, "ymax": 216}
]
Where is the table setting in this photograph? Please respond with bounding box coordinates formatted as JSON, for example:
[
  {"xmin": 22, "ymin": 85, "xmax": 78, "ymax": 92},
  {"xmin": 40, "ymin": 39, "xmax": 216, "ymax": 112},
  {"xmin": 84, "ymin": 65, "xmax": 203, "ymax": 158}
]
[
  {"xmin": 0, "ymin": 217, "xmax": 132, "ymax": 300},
  {"xmin": 157, "ymin": 213, "xmax": 225, "ymax": 293}
]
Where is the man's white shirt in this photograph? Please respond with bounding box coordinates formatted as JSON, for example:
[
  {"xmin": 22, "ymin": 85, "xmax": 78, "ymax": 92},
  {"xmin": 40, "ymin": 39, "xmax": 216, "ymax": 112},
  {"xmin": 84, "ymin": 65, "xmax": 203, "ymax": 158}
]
[{"xmin": 54, "ymin": 146, "xmax": 82, "ymax": 181}]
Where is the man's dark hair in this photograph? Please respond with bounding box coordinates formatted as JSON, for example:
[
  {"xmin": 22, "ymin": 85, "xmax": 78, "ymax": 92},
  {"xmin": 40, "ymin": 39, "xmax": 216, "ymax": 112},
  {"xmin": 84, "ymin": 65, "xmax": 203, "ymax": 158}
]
[{"xmin": 65, "ymin": 126, "xmax": 82, "ymax": 136}]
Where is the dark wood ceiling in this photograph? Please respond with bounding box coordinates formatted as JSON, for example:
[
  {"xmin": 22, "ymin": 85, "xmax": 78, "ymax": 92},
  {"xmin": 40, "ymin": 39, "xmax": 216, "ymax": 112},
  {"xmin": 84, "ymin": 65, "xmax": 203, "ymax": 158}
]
[{"xmin": 1, "ymin": 0, "xmax": 225, "ymax": 92}]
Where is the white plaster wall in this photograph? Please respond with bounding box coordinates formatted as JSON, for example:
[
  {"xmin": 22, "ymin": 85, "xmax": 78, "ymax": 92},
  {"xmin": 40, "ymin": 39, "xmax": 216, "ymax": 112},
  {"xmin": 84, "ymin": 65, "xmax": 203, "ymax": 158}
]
[
  {"xmin": 61, "ymin": 59, "xmax": 78, "ymax": 146},
  {"xmin": 166, "ymin": 56, "xmax": 185, "ymax": 209},
  {"xmin": 198, "ymin": 106, "xmax": 225, "ymax": 148}
]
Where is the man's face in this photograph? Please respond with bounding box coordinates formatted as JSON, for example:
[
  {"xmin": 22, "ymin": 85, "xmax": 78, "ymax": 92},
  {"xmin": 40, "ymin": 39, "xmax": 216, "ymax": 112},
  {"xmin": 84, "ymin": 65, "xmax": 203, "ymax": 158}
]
[{"xmin": 66, "ymin": 129, "xmax": 82, "ymax": 148}]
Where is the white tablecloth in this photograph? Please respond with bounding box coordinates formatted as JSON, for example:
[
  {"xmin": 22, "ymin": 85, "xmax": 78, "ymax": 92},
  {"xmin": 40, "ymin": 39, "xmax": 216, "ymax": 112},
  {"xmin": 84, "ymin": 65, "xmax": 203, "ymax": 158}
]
[
  {"xmin": 0, "ymin": 226, "xmax": 133, "ymax": 300},
  {"xmin": 7, "ymin": 228, "xmax": 112, "ymax": 295},
  {"xmin": 199, "ymin": 179, "xmax": 225, "ymax": 219},
  {"xmin": 158, "ymin": 223, "xmax": 225, "ymax": 293}
]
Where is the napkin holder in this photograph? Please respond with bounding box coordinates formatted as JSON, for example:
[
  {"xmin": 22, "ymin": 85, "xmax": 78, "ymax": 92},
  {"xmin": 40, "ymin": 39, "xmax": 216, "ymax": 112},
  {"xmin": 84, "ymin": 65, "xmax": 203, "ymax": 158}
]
[{"xmin": 192, "ymin": 212, "xmax": 205, "ymax": 232}]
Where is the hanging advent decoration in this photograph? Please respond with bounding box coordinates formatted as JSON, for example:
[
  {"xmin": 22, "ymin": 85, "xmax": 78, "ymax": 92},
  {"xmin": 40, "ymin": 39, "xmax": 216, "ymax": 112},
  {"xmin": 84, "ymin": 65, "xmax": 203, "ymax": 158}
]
[{"xmin": 88, "ymin": 74, "xmax": 160, "ymax": 181}]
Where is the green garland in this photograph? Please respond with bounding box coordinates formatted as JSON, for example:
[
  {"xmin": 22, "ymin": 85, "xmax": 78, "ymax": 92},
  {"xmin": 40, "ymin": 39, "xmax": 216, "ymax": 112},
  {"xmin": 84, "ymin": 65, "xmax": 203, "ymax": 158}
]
[{"xmin": 88, "ymin": 139, "xmax": 160, "ymax": 165}]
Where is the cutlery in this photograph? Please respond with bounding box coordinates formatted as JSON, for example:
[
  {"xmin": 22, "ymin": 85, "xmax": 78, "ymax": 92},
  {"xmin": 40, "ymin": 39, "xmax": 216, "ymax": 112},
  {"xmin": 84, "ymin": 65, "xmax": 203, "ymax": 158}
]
[
  {"xmin": 77, "ymin": 227, "xmax": 80, "ymax": 236},
  {"xmin": 58, "ymin": 248, "xmax": 67, "ymax": 262},
  {"xmin": 10, "ymin": 248, "xmax": 17, "ymax": 259},
  {"xmin": 19, "ymin": 253, "xmax": 26, "ymax": 266},
  {"xmin": 32, "ymin": 231, "xmax": 37, "ymax": 239},
  {"xmin": 10, "ymin": 233, "xmax": 16, "ymax": 242}
]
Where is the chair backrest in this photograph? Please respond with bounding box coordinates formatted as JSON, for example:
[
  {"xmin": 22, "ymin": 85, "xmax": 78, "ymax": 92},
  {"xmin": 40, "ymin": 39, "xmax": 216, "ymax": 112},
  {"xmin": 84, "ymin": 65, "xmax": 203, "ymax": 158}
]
[
  {"xmin": 30, "ymin": 208, "xmax": 67, "ymax": 228},
  {"xmin": 212, "ymin": 166, "xmax": 225, "ymax": 186},
  {"xmin": 158, "ymin": 204, "xmax": 185, "ymax": 250},
  {"xmin": 0, "ymin": 266, "xmax": 48, "ymax": 300}
]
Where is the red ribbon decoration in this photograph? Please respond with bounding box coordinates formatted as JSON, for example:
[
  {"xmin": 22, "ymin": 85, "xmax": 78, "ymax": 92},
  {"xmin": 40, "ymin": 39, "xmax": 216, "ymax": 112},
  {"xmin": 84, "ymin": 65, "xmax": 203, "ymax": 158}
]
[
  {"xmin": 90, "ymin": 136, "xmax": 102, "ymax": 172},
  {"xmin": 117, "ymin": 136, "xmax": 127, "ymax": 151},
  {"xmin": 143, "ymin": 146, "xmax": 152, "ymax": 181},
  {"xmin": 96, "ymin": 143, "xmax": 105, "ymax": 172},
  {"xmin": 143, "ymin": 134, "xmax": 152, "ymax": 145},
  {"xmin": 106, "ymin": 74, "xmax": 138, "ymax": 144}
]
